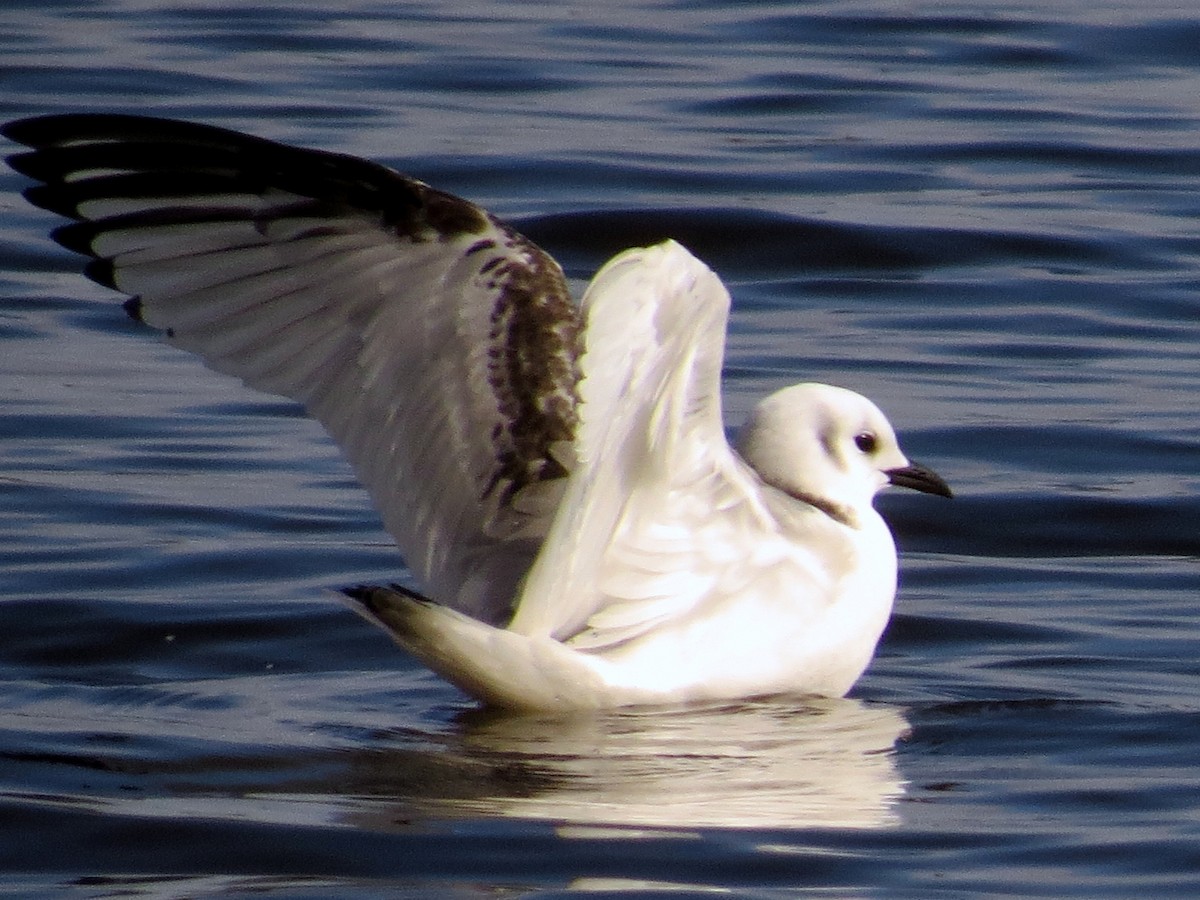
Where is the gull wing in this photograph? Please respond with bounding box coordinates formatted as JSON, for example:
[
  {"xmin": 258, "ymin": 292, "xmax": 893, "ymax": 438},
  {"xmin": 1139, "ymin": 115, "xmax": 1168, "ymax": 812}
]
[
  {"xmin": 511, "ymin": 240, "xmax": 798, "ymax": 645},
  {"xmin": 3, "ymin": 114, "xmax": 581, "ymax": 624}
]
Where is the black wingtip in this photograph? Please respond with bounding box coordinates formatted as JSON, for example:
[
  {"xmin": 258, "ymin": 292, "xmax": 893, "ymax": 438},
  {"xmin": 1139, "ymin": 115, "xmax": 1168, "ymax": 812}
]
[
  {"xmin": 0, "ymin": 116, "xmax": 44, "ymax": 146},
  {"xmin": 5, "ymin": 149, "xmax": 45, "ymax": 179},
  {"xmin": 2, "ymin": 113, "xmax": 198, "ymax": 148},
  {"xmin": 82, "ymin": 257, "xmax": 118, "ymax": 290},
  {"xmin": 122, "ymin": 297, "xmax": 144, "ymax": 322},
  {"xmin": 23, "ymin": 184, "xmax": 83, "ymax": 219},
  {"xmin": 50, "ymin": 221, "xmax": 96, "ymax": 255},
  {"xmin": 2, "ymin": 115, "xmax": 73, "ymax": 146}
]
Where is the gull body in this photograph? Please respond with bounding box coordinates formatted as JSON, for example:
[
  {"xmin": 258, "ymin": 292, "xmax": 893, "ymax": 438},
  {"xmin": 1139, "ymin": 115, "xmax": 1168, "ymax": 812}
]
[{"xmin": 3, "ymin": 115, "xmax": 950, "ymax": 710}]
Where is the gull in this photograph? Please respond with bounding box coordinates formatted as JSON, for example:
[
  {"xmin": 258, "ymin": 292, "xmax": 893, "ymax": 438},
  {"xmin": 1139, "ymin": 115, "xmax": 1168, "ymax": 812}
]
[{"xmin": 3, "ymin": 114, "xmax": 950, "ymax": 710}]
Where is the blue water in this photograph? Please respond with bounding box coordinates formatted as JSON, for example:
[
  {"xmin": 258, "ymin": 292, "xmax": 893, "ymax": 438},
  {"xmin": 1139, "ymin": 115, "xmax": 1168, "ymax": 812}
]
[{"xmin": 3, "ymin": 1, "xmax": 1200, "ymax": 895}]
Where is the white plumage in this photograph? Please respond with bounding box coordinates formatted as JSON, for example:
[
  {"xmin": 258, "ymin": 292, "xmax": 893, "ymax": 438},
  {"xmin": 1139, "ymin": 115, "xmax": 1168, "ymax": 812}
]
[{"xmin": 4, "ymin": 115, "xmax": 950, "ymax": 710}]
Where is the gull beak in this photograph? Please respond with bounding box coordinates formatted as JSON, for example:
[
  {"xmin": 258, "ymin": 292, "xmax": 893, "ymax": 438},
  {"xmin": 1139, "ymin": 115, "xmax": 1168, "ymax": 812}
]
[{"xmin": 886, "ymin": 462, "xmax": 953, "ymax": 498}]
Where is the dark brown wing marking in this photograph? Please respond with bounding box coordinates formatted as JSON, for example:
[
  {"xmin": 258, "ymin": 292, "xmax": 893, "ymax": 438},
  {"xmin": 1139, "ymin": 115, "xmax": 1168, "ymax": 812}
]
[{"xmin": 482, "ymin": 228, "xmax": 582, "ymax": 504}]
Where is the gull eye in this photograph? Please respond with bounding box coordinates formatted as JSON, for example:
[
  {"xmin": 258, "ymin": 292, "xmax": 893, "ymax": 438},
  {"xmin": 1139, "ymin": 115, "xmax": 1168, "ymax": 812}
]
[{"xmin": 854, "ymin": 432, "xmax": 878, "ymax": 454}]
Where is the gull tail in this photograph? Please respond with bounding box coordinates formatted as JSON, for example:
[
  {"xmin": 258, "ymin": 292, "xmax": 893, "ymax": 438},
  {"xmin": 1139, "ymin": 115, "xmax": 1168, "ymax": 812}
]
[{"xmin": 342, "ymin": 585, "xmax": 613, "ymax": 710}]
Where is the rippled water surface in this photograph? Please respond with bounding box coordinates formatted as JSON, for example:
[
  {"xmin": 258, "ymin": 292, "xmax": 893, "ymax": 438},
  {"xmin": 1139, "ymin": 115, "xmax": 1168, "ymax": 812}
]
[{"xmin": 3, "ymin": 1, "xmax": 1200, "ymax": 896}]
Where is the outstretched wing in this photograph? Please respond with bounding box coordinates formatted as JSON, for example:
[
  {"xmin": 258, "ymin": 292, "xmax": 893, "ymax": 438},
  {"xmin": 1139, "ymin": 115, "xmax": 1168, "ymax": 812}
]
[
  {"xmin": 511, "ymin": 240, "xmax": 782, "ymax": 644},
  {"xmin": 3, "ymin": 114, "xmax": 581, "ymax": 624}
]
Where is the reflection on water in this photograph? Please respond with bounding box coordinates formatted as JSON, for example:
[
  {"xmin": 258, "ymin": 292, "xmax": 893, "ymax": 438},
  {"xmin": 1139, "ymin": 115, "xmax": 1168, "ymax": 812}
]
[
  {"xmin": 346, "ymin": 698, "xmax": 909, "ymax": 832},
  {"xmin": 9, "ymin": 674, "xmax": 908, "ymax": 838}
]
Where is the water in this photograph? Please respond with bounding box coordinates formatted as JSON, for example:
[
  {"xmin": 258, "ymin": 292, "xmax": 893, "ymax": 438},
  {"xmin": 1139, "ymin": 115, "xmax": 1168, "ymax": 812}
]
[{"xmin": 3, "ymin": 0, "xmax": 1200, "ymax": 895}]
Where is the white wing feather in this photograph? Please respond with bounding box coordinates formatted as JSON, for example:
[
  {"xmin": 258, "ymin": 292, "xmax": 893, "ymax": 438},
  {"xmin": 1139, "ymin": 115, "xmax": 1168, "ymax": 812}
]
[{"xmin": 511, "ymin": 241, "xmax": 783, "ymax": 644}]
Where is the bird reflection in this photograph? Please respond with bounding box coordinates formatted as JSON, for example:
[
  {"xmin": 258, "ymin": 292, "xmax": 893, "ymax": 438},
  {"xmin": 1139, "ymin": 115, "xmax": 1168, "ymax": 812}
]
[{"xmin": 343, "ymin": 697, "xmax": 910, "ymax": 831}]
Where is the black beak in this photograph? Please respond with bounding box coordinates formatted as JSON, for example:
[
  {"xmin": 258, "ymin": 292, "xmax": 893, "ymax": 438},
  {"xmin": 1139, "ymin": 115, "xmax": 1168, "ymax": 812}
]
[{"xmin": 886, "ymin": 462, "xmax": 953, "ymax": 498}]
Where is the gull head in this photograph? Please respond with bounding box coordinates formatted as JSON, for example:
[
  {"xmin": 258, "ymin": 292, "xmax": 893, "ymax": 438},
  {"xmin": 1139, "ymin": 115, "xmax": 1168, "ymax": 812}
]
[{"xmin": 735, "ymin": 383, "xmax": 951, "ymax": 524}]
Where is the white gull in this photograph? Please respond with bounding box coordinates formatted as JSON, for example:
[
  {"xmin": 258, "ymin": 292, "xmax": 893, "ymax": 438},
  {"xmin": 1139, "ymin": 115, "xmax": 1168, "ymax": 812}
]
[{"xmin": 3, "ymin": 114, "xmax": 951, "ymax": 710}]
